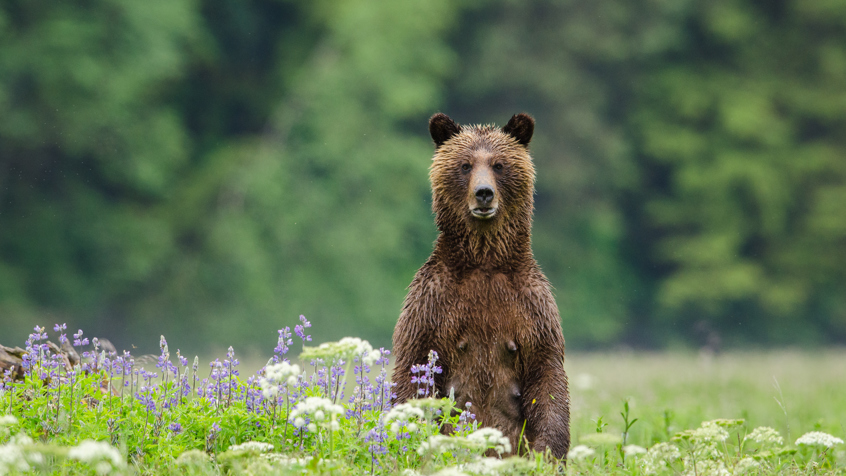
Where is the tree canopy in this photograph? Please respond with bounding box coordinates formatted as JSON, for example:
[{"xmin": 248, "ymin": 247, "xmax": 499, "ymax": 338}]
[{"xmin": 2, "ymin": 0, "xmax": 845, "ymax": 353}]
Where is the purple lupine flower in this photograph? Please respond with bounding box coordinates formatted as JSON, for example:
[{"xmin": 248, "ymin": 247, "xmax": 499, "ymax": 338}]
[
  {"xmin": 294, "ymin": 315, "xmax": 313, "ymax": 343},
  {"xmin": 54, "ymin": 323, "xmax": 68, "ymax": 345},
  {"xmin": 364, "ymin": 424, "xmax": 389, "ymax": 465},
  {"xmin": 274, "ymin": 327, "xmax": 293, "ymax": 363},
  {"xmin": 169, "ymin": 422, "xmax": 182, "ymax": 434},
  {"xmin": 72, "ymin": 330, "xmax": 89, "ymax": 347}
]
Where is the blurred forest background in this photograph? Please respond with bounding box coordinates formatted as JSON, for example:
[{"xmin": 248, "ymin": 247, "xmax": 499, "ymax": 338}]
[{"xmin": 2, "ymin": 0, "xmax": 846, "ymax": 355}]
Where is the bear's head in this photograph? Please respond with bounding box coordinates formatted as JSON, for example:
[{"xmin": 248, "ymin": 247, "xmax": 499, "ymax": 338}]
[{"xmin": 428, "ymin": 113, "xmax": 536, "ymax": 243}]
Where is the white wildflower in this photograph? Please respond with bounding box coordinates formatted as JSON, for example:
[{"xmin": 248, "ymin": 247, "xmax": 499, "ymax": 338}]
[
  {"xmin": 567, "ymin": 444, "xmax": 596, "ymax": 460},
  {"xmin": 462, "ymin": 457, "xmax": 505, "ymax": 475},
  {"xmin": 624, "ymin": 444, "xmax": 648, "ymax": 457},
  {"xmin": 385, "ymin": 403, "xmax": 426, "ymax": 434},
  {"xmin": 432, "ymin": 467, "xmax": 469, "ymax": 476},
  {"xmin": 418, "ymin": 434, "xmax": 462, "ymax": 455},
  {"xmin": 405, "ymin": 397, "xmax": 454, "ymax": 415},
  {"xmin": 692, "ymin": 421, "xmax": 730, "ymax": 443},
  {"xmin": 289, "ymin": 396, "xmax": 343, "ymax": 431},
  {"xmin": 744, "ymin": 427, "xmax": 783, "ymax": 447},
  {"xmin": 733, "ymin": 457, "xmax": 760, "ymax": 474},
  {"xmin": 0, "ymin": 442, "xmax": 30, "ymax": 474},
  {"xmin": 467, "ymin": 427, "xmax": 511, "ymax": 454},
  {"xmin": 228, "ymin": 441, "xmax": 274, "ymax": 453},
  {"xmin": 67, "ymin": 440, "xmax": 125, "ymax": 474},
  {"xmin": 642, "ymin": 442, "xmax": 681, "ymax": 475},
  {"xmin": 682, "ymin": 458, "xmax": 729, "ymax": 476},
  {"xmin": 795, "ymin": 431, "xmax": 844, "ymax": 448},
  {"xmin": 259, "ymin": 362, "xmax": 301, "ymax": 398},
  {"xmin": 175, "ymin": 449, "xmax": 210, "ymax": 466},
  {"xmin": 300, "ymin": 337, "xmax": 380, "ymax": 365},
  {"xmin": 0, "ymin": 415, "xmax": 17, "ymax": 427}
]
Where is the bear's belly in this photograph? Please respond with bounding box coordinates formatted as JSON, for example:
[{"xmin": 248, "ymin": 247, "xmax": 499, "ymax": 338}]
[{"xmin": 435, "ymin": 271, "xmax": 530, "ymax": 444}]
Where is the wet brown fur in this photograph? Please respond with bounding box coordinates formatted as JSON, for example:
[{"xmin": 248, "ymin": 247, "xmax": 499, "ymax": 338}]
[{"xmin": 391, "ymin": 113, "xmax": 571, "ymax": 459}]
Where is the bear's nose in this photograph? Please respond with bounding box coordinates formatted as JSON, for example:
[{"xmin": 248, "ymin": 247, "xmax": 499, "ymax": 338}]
[{"xmin": 475, "ymin": 186, "xmax": 494, "ymax": 206}]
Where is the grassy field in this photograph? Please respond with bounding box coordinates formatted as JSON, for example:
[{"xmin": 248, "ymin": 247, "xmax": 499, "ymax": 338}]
[
  {"xmin": 565, "ymin": 350, "xmax": 846, "ymax": 450},
  {"xmin": 2, "ymin": 324, "xmax": 845, "ymax": 475}
]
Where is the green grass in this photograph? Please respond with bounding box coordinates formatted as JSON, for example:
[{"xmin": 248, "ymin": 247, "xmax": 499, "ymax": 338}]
[
  {"xmin": 566, "ymin": 350, "xmax": 846, "ymax": 447},
  {"xmin": 2, "ymin": 324, "xmax": 845, "ymax": 475}
]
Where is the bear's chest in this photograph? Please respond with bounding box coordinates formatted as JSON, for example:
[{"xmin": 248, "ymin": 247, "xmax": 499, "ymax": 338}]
[{"xmin": 436, "ymin": 270, "xmax": 534, "ymax": 345}]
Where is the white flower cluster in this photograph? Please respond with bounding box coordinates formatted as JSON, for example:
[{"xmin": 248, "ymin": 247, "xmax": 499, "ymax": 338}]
[
  {"xmin": 795, "ymin": 431, "xmax": 844, "ymax": 448},
  {"xmin": 67, "ymin": 440, "xmax": 125, "ymax": 475},
  {"xmin": 733, "ymin": 457, "xmax": 760, "ymax": 474},
  {"xmin": 466, "ymin": 428, "xmax": 511, "ymax": 455},
  {"xmin": 744, "ymin": 426, "xmax": 784, "ymax": 447},
  {"xmin": 567, "ymin": 444, "xmax": 596, "ymax": 461},
  {"xmin": 228, "ymin": 441, "xmax": 274, "ymax": 453},
  {"xmin": 300, "ymin": 337, "xmax": 381, "ymax": 365},
  {"xmin": 682, "ymin": 458, "xmax": 729, "ymax": 476},
  {"xmin": 0, "ymin": 434, "xmax": 40, "ymax": 474},
  {"xmin": 259, "ymin": 362, "xmax": 301, "ymax": 398},
  {"xmin": 384, "ymin": 403, "xmax": 425, "ymax": 434},
  {"xmin": 623, "ymin": 444, "xmax": 647, "ymax": 456},
  {"xmin": 175, "ymin": 449, "xmax": 210, "ymax": 466},
  {"xmin": 690, "ymin": 420, "xmax": 730, "ymax": 444},
  {"xmin": 0, "ymin": 415, "xmax": 17, "ymax": 427},
  {"xmin": 289, "ymin": 396, "xmax": 343, "ymax": 432},
  {"xmin": 416, "ymin": 428, "xmax": 512, "ymax": 456},
  {"xmin": 460, "ymin": 456, "xmax": 534, "ymax": 475},
  {"xmin": 642, "ymin": 442, "xmax": 681, "ymax": 475}
]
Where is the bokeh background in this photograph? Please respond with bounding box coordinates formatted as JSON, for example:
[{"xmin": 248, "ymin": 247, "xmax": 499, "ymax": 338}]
[{"xmin": 2, "ymin": 0, "xmax": 846, "ymax": 357}]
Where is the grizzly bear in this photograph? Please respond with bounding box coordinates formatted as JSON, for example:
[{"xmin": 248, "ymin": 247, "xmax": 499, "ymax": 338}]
[{"xmin": 392, "ymin": 112, "xmax": 570, "ymax": 458}]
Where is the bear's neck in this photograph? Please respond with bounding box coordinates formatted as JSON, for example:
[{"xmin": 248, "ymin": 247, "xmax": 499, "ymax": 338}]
[{"xmin": 434, "ymin": 217, "xmax": 534, "ymax": 271}]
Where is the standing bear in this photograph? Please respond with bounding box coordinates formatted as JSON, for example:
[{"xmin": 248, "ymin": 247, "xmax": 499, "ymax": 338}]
[{"xmin": 392, "ymin": 112, "xmax": 570, "ymax": 458}]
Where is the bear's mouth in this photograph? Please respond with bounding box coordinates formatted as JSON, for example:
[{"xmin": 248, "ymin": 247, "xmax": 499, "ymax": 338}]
[{"xmin": 471, "ymin": 207, "xmax": 497, "ymax": 219}]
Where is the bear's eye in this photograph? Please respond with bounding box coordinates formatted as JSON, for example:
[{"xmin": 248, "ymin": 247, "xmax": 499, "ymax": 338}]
[
  {"xmin": 493, "ymin": 163, "xmax": 504, "ymax": 172},
  {"xmin": 461, "ymin": 163, "xmax": 471, "ymax": 173}
]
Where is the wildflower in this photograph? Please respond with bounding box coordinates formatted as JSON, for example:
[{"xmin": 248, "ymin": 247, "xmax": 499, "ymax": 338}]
[
  {"xmin": 176, "ymin": 449, "xmax": 210, "ymax": 466},
  {"xmin": 289, "ymin": 397, "xmax": 343, "ymax": 431},
  {"xmin": 462, "ymin": 456, "xmax": 534, "ymax": 475},
  {"xmin": 432, "ymin": 467, "xmax": 470, "ymax": 476},
  {"xmin": 73, "ymin": 329, "xmax": 89, "ymax": 347},
  {"xmin": 733, "ymin": 457, "xmax": 760, "ymax": 474},
  {"xmin": 300, "ymin": 337, "xmax": 380, "ymax": 365},
  {"xmin": 0, "ymin": 415, "xmax": 17, "ymax": 427},
  {"xmin": 675, "ymin": 420, "xmax": 729, "ymax": 444},
  {"xmin": 682, "ymin": 458, "xmax": 729, "ymax": 476},
  {"xmin": 228, "ymin": 441, "xmax": 274, "ymax": 453},
  {"xmin": 384, "ymin": 403, "xmax": 425, "ymax": 434},
  {"xmin": 405, "ymin": 396, "xmax": 453, "ymax": 416},
  {"xmin": 467, "ymin": 427, "xmax": 511, "ymax": 455},
  {"xmin": 0, "ymin": 434, "xmax": 41, "ymax": 474},
  {"xmin": 67, "ymin": 440, "xmax": 125, "ymax": 474},
  {"xmin": 259, "ymin": 362, "xmax": 301, "ymax": 398},
  {"xmin": 744, "ymin": 426, "xmax": 784, "ymax": 447},
  {"xmin": 642, "ymin": 442, "xmax": 681, "ymax": 475},
  {"xmin": 567, "ymin": 445, "xmax": 596, "ymax": 460},
  {"xmin": 623, "ymin": 444, "xmax": 648, "ymax": 457},
  {"xmin": 417, "ymin": 434, "xmax": 462, "ymax": 455},
  {"xmin": 795, "ymin": 431, "xmax": 844, "ymax": 448},
  {"xmin": 168, "ymin": 422, "xmax": 182, "ymax": 434}
]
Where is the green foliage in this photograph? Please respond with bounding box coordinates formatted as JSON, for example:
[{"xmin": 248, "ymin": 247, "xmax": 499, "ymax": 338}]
[{"xmin": 2, "ymin": 0, "xmax": 846, "ymax": 350}]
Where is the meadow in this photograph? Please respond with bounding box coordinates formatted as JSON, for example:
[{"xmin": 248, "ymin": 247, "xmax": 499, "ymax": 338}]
[{"xmin": 1, "ymin": 319, "xmax": 844, "ymax": 475}]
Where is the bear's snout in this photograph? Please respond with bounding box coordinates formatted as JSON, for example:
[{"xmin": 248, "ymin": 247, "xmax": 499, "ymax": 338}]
[{"xmin": 474, "ymin": 186, "xmax": 494, "ymax": 206}]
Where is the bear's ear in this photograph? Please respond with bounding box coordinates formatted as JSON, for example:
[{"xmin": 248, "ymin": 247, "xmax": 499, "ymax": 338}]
[
  {"xmin": 429, "ymin": 113, "xmax": 461, "ymax": 148},
  {"xmin": 502, "ymin": 113, "xmax": 534, "ymax": 146}
]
